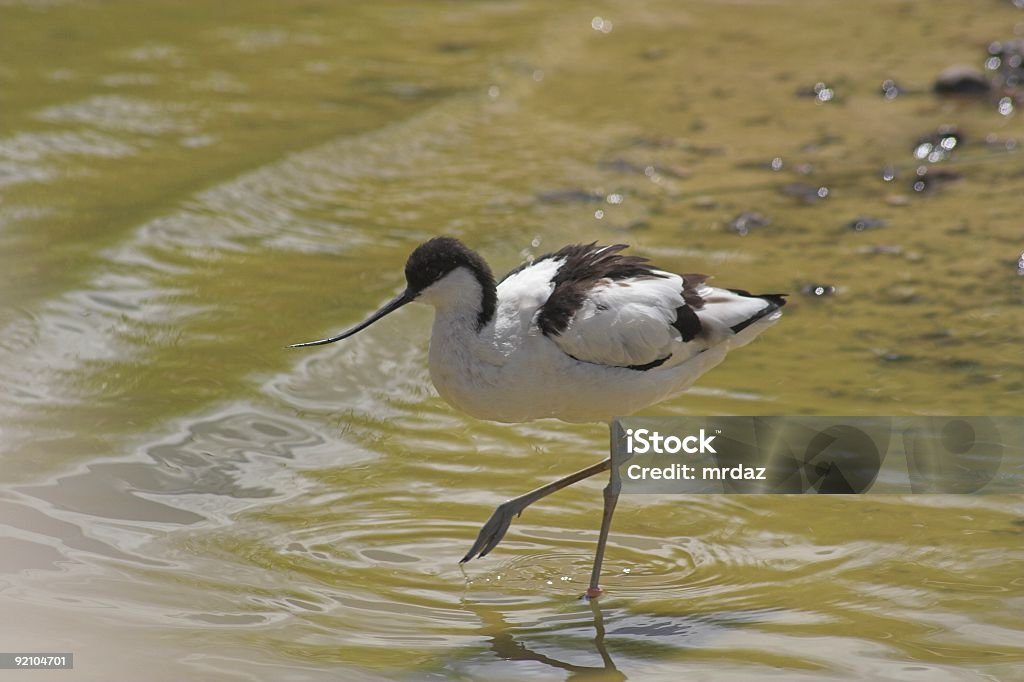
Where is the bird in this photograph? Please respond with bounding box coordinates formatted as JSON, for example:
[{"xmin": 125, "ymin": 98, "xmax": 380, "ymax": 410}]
[{"xmin": 289, "ymin": 236, "xmax": 786, "ymax": 598}]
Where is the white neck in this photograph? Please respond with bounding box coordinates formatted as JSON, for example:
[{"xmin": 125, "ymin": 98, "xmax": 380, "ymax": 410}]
[
  {"xmin": 420, "ymin": 268, "xmax": 505, "ymax": 412},
  {"xmin": 417, "ymin": 267, "xmax": 488, "ymax": 329}
]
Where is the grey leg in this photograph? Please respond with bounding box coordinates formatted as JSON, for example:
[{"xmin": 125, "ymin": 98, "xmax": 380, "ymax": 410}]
[
  {"xmin": 461, "ymin": 458, "xmax": 611, "ymax": 563},
  {"xmin": 585, "ymin": 469, "xmax": 621, "ymax": 599},
  {"xmin": 585, "ymin": 432, "xmax": 623, "ymax": 599}
]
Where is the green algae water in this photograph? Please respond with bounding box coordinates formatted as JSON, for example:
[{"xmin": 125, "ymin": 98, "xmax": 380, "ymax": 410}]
[{"xmin": 1, "ymin": 1, "xmax": 1023, "ymax": 679}]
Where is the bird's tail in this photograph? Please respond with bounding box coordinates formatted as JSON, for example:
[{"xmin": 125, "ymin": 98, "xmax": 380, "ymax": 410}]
[{"xmin": 695, "ymin": 287, "xmax": 787, "ymax": 347}]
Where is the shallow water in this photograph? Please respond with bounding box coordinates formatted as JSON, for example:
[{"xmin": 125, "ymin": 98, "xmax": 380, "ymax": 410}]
[{"xmin": 1, "ymin": 1, "xmax": 1023, "ymax": 680}]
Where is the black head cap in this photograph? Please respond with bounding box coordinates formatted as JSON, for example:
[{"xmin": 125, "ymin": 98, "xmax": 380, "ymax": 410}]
[
  {"xmin": 288, "ymin": 237, "xmax": 497, "ymax": 349},
  {"xmin": 404, "ymin": 237, "xmax": 497, "ymax": 328},
  {"xmin": 404, "ymin": 237, "xmax": 489, "ymax": 292}
]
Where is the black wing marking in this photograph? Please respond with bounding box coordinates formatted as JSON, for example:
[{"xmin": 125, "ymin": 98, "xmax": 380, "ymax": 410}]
[
  {"xmin": 533, "ymin": 243, "xmax": 669, "ymax": 336},
  {"xmin": 672, "ymin": 273, "xmax": 708, "ymax": 342}
]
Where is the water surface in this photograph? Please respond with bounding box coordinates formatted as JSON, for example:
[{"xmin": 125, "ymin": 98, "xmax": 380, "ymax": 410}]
[{"xmin": 2, "ymin": 1, "xmax": 1023, "ymax": 680}]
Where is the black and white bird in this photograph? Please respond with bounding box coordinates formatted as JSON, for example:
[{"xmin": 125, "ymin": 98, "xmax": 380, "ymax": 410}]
[{"xmin": 290, "ymin": 237, "xmax": 785, "ymax": 598}]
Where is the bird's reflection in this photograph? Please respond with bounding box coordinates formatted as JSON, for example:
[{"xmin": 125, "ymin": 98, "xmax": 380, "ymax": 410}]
[{"xmin": 471, "ymin": 599, "xmax": 626, "ymax": 681}]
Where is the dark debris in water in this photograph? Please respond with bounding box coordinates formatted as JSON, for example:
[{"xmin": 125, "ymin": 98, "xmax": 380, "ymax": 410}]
[
  {"xmin": 795, "ymin": 81, "xmax": 837, "ymax": 103},
  {"xmin": 734, "ymin": 158, "xmax": 769, "ymax": 171},
  {"xmin": 858, "ymin": 245, "xmax": 923, "ymax": 262},
  {"xmin": 735, "ymin": 156, "xmax": 789, "ymax": 172},
  {"xmin": 627, "ymin": 134, "xmax": 687, "ymax": 149},
  {"xmin": 642, "ymin": 47, "xmax": 669, "ymax": 60},
  {"xmin": 1017, "ymin": 251, "xmax": 1024, "ymax": 276},
  {"xmin": 536, "ymin": 189, "xmax": 605, "ymax": 204},
  {"xmin": 800, "ymin": 283, "xmax": 836, "ymax": 297},
  {"xmin": 846, "ymin": 216, "xmax": 887, "ymax": 232},
  {"xmin": 780, "ymin": 182, "xmax": 829, "ymax": 204},
  {"xmin": 858, "ymin": 244, "xmax": 903, "ymax": 256},
  {"xmin": 385, "ymin": 83, "xmax": 449, "ymax": 100},
  {"xmin": 885, "ymin": 194, "xmax": 911, "ymax": 207},
  {"xmin": 625, "ymin": 136, "xmax": 724, "ymax": 156},
  {"xmin": 599, "ymin": 158, "xmax": 691, "ymax": 179},
  {"xmin": 983, "ymin": 134, "xmax": 1019, "ymax": 152},
  {"xmin": 800, "ymin": 133, "xmax": 844, "ymax": 154},
  {"xmin": 910, "ymin": 165, "xmax": 962, "ymax": 193},
  {"xmin": 987, "ymin": 39, "xmax": 1024, "ymax": 89},
  {"xmin": 913, "ymin": 126, "xmax": 961, "ymax": 163},
  {"xmin": 920, "ymin": 328, "xmax": 955, "ymax": 341},
  {"xmin": 600, "ymin": 158, "xmax": 646, "ymax": 175},
  {"xmin": 880, "ymin": 78, "xmax": 904, "ymax": 99},
  {"xmin": 437, "ymin": 41, "xmax": 474, "ymax": 53},
  {"xmin": 875, "ymin": 349, "xmax": 915, "ymax": 364},
  {"xmin": 726, "ymin": 211, "xmax": 769, "ymax": 236},
  {"xmin": 884, "ymin": 285, "xmax": 922, "ymax": 305},
  {"xmin": 942, "ymin": 357, "xmax": 982, "ymax": 372}
]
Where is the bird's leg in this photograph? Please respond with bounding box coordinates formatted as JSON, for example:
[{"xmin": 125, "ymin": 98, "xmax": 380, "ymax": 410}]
[
  {"xmin": 584, "ymin": 471, "xmax": 621, "ymax": 599},
  {"xmin": 461, "ymin": 457, "xmax": 611, "ymax": 563}
]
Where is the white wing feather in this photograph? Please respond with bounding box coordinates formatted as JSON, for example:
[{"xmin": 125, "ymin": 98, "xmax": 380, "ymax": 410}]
[
  {"xmin": 491, "ymin": 258, "xmax": 564, "ymax": 353},
  {"xmin": 549, "ymin": 272, "xmax": 689, "ymax": 366},
  {"xmin": 548, "ymin": 276, "xmax": 781, "ymax": 368},
  {"xmin": 695, "ymin": 286, "xmax": 782, "ymax": 342}
]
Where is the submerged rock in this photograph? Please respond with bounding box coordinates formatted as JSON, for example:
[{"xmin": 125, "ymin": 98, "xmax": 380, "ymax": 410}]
[
  {"xmin": 796, "ymin": 81, "xmax": 837, "ymax": 103},
  {"xmin": 437, "ymin": 41, "xmax": 474, "ymax": 53},
  {"xmin": 726, "ymin": 211, "xmax": 769, "ymax": 236},
  {"xmin": 880, "ymin": 79, "xmax": 904, "ymax": 99},
  {"xmin": 933, "ymin": 65, "xmax": 991, "ymax": 95},
  {"xmin": 910, "ymin": 166, "xmax": 962, "ymax": 193},
  {"xmin": 846, "ymin": 216, "xmax": 887, "ymax": 232},
  {"xmin": 599, "ymin": 158, "xmax": 691, "ymax": 179},
  {"xmin": 800, "ymin": 284, "xmax": 837, "ymax": 297},
  {"xmin": 913, "ymin": 126, "xmax": 962, "ymax": 163},
  {"xmin": 780, "ymin": 182, "xmax": 829, "ymax": 203},
  {"xmin": 876, "ymin": 350, "xmax": 915, "ymax": 364},
  {"xmin": 986, "ymin": 39, "xmax": 1024, "ymax": 89},
  {"xmin": 536, "ymin": 189, "xmax": 604, "ymax": 204}
]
